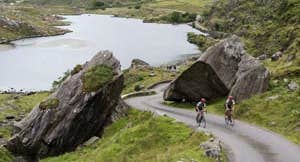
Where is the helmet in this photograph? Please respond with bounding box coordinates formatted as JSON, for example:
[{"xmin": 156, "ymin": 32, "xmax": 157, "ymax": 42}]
[
  {"xmin": 228, "ymin": 96, "xmax": 233, "ymax": 100},
  {"xmin": 201, "ymin": 98, "xmax": 206, "ymax": 103}
]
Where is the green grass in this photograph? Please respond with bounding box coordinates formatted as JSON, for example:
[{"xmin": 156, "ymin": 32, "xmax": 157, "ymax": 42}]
[
  {"xmin": 0, "ymin": 147, "xmax": 13, "ymax": 162},
  {"xmin": 235, "ymin": 78, "xmax": 300, "ymax": 144},
  {"xmin": 82, "ymin": 65, "xmax": 115, "ymax": 92},
  {"xmin": 0, "ymin": 92, "xmax": 49, "ymax": 138},
  {"xmin": 95, "ymin": 0, "xmax": 213, "ymax": 23},
  {"xmin": 42, "ymin": 109, "xmax": 223, "ymax": 162},
  {"xmin": 146, "ymin": 0, "xmax": 212, "ymax": 13},
  {"xmin": 123, "ymin": 67, "xmax": 176, "ymax": 94},
  {"xmin": 201, "ymin": 0, "xmax": 300, "ymax": 58}
]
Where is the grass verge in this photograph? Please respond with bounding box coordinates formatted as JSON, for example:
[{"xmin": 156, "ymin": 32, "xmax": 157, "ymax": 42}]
[{"xmin": 42, "ymin": 109, "xmax": 223, "ymax": 162}]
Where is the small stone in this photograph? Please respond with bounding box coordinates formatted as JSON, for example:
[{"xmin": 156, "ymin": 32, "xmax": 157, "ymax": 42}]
[
  {"xmin": 22, "ymin": 137, "xmax": 29, "ymax": 144},
  {"xmin": 269, "ymin": 121, "xmax": 276, "ymax": 126},
  {"xmin": 83, "ymin": 136, "xmax": 100, "ymax": 146},
  {"xmin": 149, "ymin": 73, "xmax": 156, "ymax": 77},
  {"xmin": 283, "ymin": 78, "xmax": 289, "ymax": 83},
  {"xmin": 134, "ymin": 85, "xmax": 145, "ymax": 91},
  {"xmin": 271, "ymin": 51, "xmax": 282, "ymax": 61},
  {"xmin": 200, "ymin": 138, "xmax": 222, "ymax": 159},
  {"xmin": 288, "ymin": 81, "xmax": 299, "ymax": 91},
  {"xmin": 286, "ymin": 53, "xmax": 296, "ymax": 62},
  {"xmin": 257, "ymin": 54, "xmax": 268, "ymax": 60},
  {"xmin": 266, "ymin": 95, "xmax": 279, "ymax": 101}
]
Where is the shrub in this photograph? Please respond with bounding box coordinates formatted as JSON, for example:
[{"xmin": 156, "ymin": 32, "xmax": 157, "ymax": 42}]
[
  {"xmin": 39, "ymin": 98, "xmax": 59, "ymax": 110},
  {"xmin": 52, "ymin": 70, "xmax": 70, "ymax": 90},
  {"xmin": 163, "ymin": 12, "xmax": 197, "ymax": 23},
  {"xmin": 88, "ymin": 0, "xmax": 106, "ymax": 10},
  {"xmin": 187, "ymin": 32, "xmax": 217, "ymax": 51},
  {"xmin": 71, "ymin": 64, "xmax": 83, "ymax": 76},
  {"xmin": 81, "ymin": 65, "xmax": 114, "ymax": 92},
  {"xmin": 134, "ymin": 5, "xmax": 141, "ymax": 9},
  {"xmin": 134, "ymin": 85, "xmax": 144, "ymax": 91}
]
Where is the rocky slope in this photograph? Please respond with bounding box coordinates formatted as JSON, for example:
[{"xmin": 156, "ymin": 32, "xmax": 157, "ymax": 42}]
[
  {"xmin": 164, "ymin": 35, "xmax": 270, "ymax": 102},
  {"xmin": 5, "ymin": 51, "xmax": 128, "ymax": 160}
]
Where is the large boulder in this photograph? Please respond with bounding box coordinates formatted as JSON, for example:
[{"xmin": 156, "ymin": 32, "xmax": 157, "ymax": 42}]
[
  {"xmin": 130, "ymin": 58, "xmax": 150, "ymax": 69},
  {"xmin": 164, "ymin": 35, "xmax": 270, "ymax": 102},
  {"xmin": 163, "ymin": 62, "xmax": 228, "ymax": 101},
  {"xmin": 5, "ymin": 51, "xmax": 127, "ymax": 159}
]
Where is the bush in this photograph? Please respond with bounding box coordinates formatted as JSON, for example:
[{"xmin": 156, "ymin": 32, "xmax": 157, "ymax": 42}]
[
  {"xmin": 52, "ymin": 70, "xmax": 70, "ymax": 90},
  {"xmin": 164, "ymin": 12, "xmax": 197, "ymax": 23},
  {"xmin": 134, "ymin": 85, "xmax": 144, "ymax": 92},
  {"xmin": 187, "ymin": 32, "xmax": 217, "ymax": 51},
  {"xmin": 89, "ymin": 0, "xmax": 106, "ymax": 10},
  {"xmin": 81, "ymin": 65, "xmax": 114, "ymax": 92},
  {"xmin": 134, "ymin": 5, "xmax": 141, "ymax": 9},
  {"xmin": 39, "ymin": 98, "xmax": 59, "ymax": 110},
  {"xmin": 71, "ymin": 64, "xmax": 83, "ymax": 76}
]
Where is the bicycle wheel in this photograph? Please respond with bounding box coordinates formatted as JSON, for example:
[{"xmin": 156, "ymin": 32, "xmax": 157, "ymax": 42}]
[
  {"xmin": 230, "ymin": 117, "xmax": 235, "ymax": 126},
  {"xmin": 201, "ymin": 117, "xmax": 206, "ymax": 128},
  {"xmin": 225, "ymin": 117, "xmax": 229, "ymax": 127}
]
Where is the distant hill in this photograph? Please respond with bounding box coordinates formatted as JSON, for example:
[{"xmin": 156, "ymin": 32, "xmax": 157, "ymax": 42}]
[{"xmin": 24, "ymin": 0, "xmax": 153, "ymax": 8}]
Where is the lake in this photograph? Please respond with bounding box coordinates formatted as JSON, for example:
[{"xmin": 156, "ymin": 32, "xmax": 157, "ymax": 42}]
[{"xmin": 0, "ymin": 14, "xmax": 202, "ymax": 91}]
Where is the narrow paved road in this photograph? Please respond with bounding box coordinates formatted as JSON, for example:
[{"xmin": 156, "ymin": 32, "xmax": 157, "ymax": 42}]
[{"xmin": 125, "ymin": 84, "xmax": 300, "ymax": 162}]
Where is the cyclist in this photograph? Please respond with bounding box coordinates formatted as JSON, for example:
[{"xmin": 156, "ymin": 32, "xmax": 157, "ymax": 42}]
[
  {"xmin": 195, "ymin": 98, "xmax": 207, "ymax": 124},
  {"xmin": 225, "ymin": 96, "xmax": 235, "ymax": 122}
]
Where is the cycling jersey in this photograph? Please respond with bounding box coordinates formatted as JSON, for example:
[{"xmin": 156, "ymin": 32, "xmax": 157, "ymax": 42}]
[
  {"xmin": 226, "ymin": 99, "xmax": 235, "ymax": 109},
  {"xmin": 196, "ymin": 101, "xmax": 206, "ymax": 111}
]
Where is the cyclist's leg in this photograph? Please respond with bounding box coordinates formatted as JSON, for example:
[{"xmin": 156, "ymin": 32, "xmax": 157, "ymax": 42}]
[
  {"xmin": 199, "ymin": 111, "xmax": 204, "ymax": 123},
  {"xmin": 196, "ymin": 111, "xmax": 200, "ymax": 123},
  {"xmin": 228, "ymin": 110, "xmax": 232, "ymax": 122}
]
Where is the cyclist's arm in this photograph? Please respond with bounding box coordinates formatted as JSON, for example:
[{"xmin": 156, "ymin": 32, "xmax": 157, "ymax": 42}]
[{"xmin": 232, "ymin": 100, "xmax": 236, "ymax": 111}]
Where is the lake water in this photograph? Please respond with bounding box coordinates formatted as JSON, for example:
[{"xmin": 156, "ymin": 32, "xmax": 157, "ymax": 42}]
[{"xmin": 0, "ymin": 14, "xmax": 202, "ymax": 91}]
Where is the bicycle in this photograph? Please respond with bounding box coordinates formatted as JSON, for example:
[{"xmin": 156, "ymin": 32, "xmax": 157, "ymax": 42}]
[
  {"xmin": 225, "ymin": 109, "xmax": 234, "ymax": 127},
  {"xmin": 196, "ymin": 110, "xmax": 207, "ymax": 128}
]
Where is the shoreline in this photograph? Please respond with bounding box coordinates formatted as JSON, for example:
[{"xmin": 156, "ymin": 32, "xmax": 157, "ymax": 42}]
[{"xmin": 0, "ymin": 30, "xmax": 72, "ymax": 44}]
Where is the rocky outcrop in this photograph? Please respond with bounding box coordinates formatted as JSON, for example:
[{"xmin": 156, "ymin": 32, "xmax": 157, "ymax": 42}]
[
  {"xmin": 130, "ymin": 58, "xmax": 150, "ymax": 69},
  {"xmin": 5, "ymin": 51, "xmax": 127, "ymax": 159},
  {"xmin": 200, "ymin": 138, "xmax": 222, "ymax": 159},
  {"xmin": 163, "ymin": 62, "xmax": 228, "ymax": 101},
  {"xmin": 164, "ymin": 35, "xmax": 270, "ymax": 102}
]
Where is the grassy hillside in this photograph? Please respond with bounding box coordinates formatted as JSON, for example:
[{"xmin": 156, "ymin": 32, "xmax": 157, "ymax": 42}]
[
  {"xmin": 26, "ymin": 0, "xmax": 152, "ymax": 8},
  {"xmin": 201, "ymin": 0, "xmax": 300, "ymax": 58},
  {"xmin": 42, "ymin": 109, "xmax": 222, "ymax": 162},
  {"xmin": 0, "ymin": 92, "xmax": 49, "ymax": 138},
  {"xmin": 0, "ymin": 5, "xmax": 79, "ymax": 43},
  {"xmin": 94, "ymin": 0, "xmax": 212, "ymax": 23},
  {"xmin": 123, "ymin": 67, "xmax": 176, "ymax": 94},
  {"xmin": 0, "ymin": 92, "xmax": 50, "ymax": 162}
]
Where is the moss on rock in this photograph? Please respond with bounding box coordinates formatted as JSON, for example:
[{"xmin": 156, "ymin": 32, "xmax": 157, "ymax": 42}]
[
  {"xmin": 39, "ymin": 98, "xmax": 59, "ymax": 110},
  {"xmin": 71, "ymin": 64, "xmax": 83, "ymax": 75},
  {"xmin": 81, "ymin": 65, "xmax": 114, "ymax": 92},
  {"xmin": 187, "ymin": 32, "xmax": 218, "ymax": 51}
]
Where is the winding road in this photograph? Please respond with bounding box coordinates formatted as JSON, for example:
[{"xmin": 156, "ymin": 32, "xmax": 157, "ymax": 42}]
[{"xmin": 125, "ymin": 83, "xmax": 300, "ymax": 162}]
